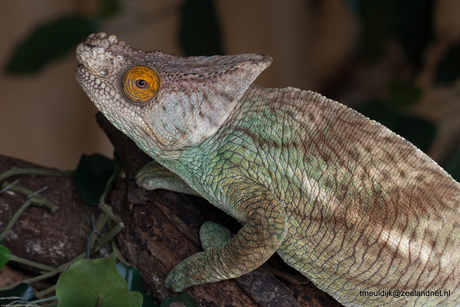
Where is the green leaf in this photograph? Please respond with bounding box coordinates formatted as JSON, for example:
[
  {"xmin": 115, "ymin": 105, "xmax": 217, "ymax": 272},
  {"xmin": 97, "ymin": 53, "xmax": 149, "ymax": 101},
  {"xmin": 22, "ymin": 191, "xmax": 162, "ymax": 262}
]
[
  {"xmin": 391, "ymin": 0, "xmax": 433, "ymax": 70},
  {"xmin": 74, "ymin": 154, "xmax": 116, "ymax": 205},
  {"xmin": 0, "ymin": 244, "xmax": 11, "ymax": 269},
  {"xmin": 160, "ymin": 293, "xmax": 198, "ymax": 307},
  {"xmin": 0, "ymin": 283, "xmax": 38, "ymax": 306},
  {"xmin": 355, "ymin": 99, "xmax": 399, "ymax": 130},
  {"xmin": 116, "ymin": 263, "xmax": 157, "ymax": 307},
  {"xmin": 98, "ymin": 0, "xmax": 122, "ymax": 19},
  {"xmin": 56, "ymin": 253, "xmax": 143, "ymax": 307},
  {"xmin": 435, "ymin": 42, "xmax": 460, "ymax": 84},
  {"xmin": 99, "ymin": 151, "xmax": 123, "ymax": 204},
  {"xmin": 343, "ymin": 0, "xmax": 360, "ymax": 14},
  {"xmin": 351, "ymin": 0, "xmax": 433, "ymax": 67},
  {"xmin": 394, "ymin": 115, "xmax": 436, "ymax": 153},
  {"xmin": 445, "ymin": 148, "xmax": 460, "ymax": 182},
  {"xmin": 388, "ymin": 79, "xmax": 422, "ymax": 108},
  {"xmin": 5, "ymin": 15, "xmax": 99, "ymax": 74},
  {"xmin": 358, "ymin": 0, "xmax": 397, "ymax": 63},
  {"xmin": 179, "ymin": 0, "xmax": 223, "ymax": 56}
]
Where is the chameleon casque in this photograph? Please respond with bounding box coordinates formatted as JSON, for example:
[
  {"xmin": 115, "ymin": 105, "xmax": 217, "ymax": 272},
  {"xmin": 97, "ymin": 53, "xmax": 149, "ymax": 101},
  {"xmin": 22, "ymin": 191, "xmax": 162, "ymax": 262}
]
[{"xmin": 75, "ymin": 32, "xmax": 460, "ymax": 306}]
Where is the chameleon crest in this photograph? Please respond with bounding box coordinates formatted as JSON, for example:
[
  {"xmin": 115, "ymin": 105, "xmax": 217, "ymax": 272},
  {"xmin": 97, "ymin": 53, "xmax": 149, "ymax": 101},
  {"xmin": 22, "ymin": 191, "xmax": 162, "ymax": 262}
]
[{"xmin": 76, "ymin": 33, "xmax": 460, "ymax": 306}]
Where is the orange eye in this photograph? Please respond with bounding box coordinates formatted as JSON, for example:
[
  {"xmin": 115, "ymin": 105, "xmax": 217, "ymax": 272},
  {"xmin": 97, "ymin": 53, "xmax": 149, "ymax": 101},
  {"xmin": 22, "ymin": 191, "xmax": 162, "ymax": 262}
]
[{"xmin": 123, "ymin": 66, "xmax": 160, "ymax": 103}]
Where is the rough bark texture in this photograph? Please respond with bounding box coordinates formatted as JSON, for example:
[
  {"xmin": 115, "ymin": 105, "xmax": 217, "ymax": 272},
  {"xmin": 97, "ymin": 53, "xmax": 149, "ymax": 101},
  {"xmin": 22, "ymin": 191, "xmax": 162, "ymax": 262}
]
[{"xmin": 0, "ymin": 156, "xmax": 99, "ymax": 269}]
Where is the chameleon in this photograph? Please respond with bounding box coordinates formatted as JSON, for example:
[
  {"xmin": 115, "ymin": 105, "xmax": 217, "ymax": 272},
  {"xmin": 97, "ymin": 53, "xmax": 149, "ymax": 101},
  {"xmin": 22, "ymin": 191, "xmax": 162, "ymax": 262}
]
[{"xmin": 75, "ymin": 32, "xmax": 460, "ymax": 306}]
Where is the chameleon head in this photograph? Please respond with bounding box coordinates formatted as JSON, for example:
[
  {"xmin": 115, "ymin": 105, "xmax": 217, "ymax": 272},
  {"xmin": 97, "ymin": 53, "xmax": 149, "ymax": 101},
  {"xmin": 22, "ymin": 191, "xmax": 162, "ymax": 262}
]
[{"xmin": 76, "ymin": 32, "xmax": 272, "ymax": 156}]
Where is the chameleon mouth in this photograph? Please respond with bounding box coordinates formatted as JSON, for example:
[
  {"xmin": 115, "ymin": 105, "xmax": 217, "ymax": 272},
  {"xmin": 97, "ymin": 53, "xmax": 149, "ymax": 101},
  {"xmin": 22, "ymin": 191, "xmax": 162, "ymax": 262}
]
[
  {"xmin": 75, "ymin": 64, "xmax": 86, "ymax": 87},
  {"xmin": 75, "ymin": 64, "xmax": 93, "ymax": 92},
  {"xmin": 75, "ymin": 64, "xmax": 85, "ymax": 78},
  {"xmin": 74, "ymin": 64, "xmax": 106, "ymax": 111},
  {"xmin": 75, "ymin": 64, "xmax": 101, "ymax": 108}
]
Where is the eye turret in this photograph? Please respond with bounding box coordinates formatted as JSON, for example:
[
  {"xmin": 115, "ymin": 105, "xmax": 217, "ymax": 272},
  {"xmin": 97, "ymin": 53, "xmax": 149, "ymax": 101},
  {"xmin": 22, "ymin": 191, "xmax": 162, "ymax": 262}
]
[{"xmin": 123, "ymin": 66, "xmax": 160, "ymax": 103}]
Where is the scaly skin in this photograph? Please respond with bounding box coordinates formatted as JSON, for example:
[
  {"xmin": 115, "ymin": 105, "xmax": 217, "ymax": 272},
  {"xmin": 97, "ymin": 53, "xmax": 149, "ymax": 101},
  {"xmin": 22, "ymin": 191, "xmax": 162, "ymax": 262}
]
[{"xmin": 76, "ymin": 32, "xmax": 460, "ymax": 306}]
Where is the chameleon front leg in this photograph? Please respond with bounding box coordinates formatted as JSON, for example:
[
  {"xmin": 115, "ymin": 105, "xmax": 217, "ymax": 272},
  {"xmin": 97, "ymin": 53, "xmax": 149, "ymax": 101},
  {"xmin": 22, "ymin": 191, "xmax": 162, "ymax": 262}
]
[
  {"xmin": 135, "ymin": 160, "xmax": 200, "ymax": 196},
  {"xmin": 165, "ymin": 186, "xmax": 287, "ymax": 291}
]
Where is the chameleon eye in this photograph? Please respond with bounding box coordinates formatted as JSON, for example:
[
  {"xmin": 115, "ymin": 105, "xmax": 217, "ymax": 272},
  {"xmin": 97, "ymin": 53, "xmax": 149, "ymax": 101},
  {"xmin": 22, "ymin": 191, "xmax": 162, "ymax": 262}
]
[{"xmin": 123, "ymin": 66, "xmax": 160, "ymax": 103}]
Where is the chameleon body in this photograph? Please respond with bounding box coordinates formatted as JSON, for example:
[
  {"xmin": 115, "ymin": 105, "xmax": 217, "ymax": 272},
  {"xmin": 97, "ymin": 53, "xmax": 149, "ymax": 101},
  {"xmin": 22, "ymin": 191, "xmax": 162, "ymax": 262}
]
[{"xmin": 76, "ymin": 33, "xmax": 460, "ymax": 306}]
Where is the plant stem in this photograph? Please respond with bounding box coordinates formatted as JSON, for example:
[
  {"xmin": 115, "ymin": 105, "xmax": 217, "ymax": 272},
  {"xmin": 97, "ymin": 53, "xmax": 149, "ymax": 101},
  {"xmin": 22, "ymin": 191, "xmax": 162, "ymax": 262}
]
[
  {"xmin": 29, "ymin": 295, "xmax": 59, "ymax": 307},
  {"xmin": 0, "ymin": 199, "xmax": 32, "ymax": 241},
  {"xmin": 35, "ymin": 286, "xmax": 56, "ymax": 298},
  {"xmin": 1, "ymin": 181, "xmax": 58, "ymax": 213},
  {"xmin": 0, "ymin": 168, "xmax": 72, "ymax": 182},
  {"xmin": 9, "ymin": 254, "xmax": 55, "ymax": 272},
  {"xmin": 0, "ymin": 253, "xmax": 86, "ymax": 291}
]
